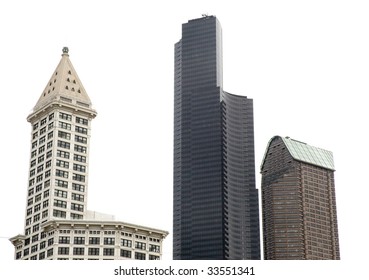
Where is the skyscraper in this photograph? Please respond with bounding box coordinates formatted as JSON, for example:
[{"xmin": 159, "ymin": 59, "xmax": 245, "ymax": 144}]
[
  {"xmin": 261, "ymin": 136, "xmax": 340, "ymax": 260},
  {"xmin": 173, "ymin": 16, "xmax": 260, "ymax": 260},
  {"xmin": 9, "ymin": 48, "xmax": 168, "ymax": 260}
]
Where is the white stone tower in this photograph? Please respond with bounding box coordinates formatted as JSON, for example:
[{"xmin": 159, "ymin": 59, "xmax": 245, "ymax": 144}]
[{"xmin": 10, "ymin": 48, "xmax": 168, "ymax": 260}]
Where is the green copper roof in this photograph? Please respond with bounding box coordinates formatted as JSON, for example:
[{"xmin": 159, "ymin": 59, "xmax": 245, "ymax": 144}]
[
  {"xmin": 261, "ymin": 136, "xmax": 335, "ymax": 171},
  {"xmin": 282, "ymin": 137, "xmax": 335, "ymax": 170}
]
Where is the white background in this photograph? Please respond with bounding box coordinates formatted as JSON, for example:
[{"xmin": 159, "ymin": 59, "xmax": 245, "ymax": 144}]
[{"xmin": 0, "ymin": 0, "xmax": 368, "ymax": 271}]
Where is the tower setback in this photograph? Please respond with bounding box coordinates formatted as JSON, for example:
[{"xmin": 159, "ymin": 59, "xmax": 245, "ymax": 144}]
[{"xmin": 173, "ymin": 16, "xmax": 260, "ymax": 260}]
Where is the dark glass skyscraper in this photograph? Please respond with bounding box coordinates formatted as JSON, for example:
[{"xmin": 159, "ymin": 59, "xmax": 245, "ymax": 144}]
[{"xmin": 173, "ymin": 16, "xmax": 260, "ymax": 260}]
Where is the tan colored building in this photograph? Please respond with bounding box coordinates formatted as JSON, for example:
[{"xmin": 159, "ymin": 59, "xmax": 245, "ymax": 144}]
[
  {"xmin": 260, "ymin": 136, "xmax": 340, "ymax": 260},
  {"xmin": 9, "ymin": 48, "xmax": 168, "ymax": 260}
]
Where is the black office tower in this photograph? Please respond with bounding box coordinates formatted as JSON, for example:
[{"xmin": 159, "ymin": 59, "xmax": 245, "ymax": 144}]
[{"xmin": 173, "ymin": 16, "xmax": 260, "ymax": 260}]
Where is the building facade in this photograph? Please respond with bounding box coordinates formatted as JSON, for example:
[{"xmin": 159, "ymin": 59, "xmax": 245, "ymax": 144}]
[
  {"xmin": 173, "ymin": 16, "xmax": 260, "ymax": 260},
  {"xmin": 10, "ymin": 48, "xmax": 168, "ymax": 260},
  {"xmin": 260, "ymin": 136, "xmax": 340, "ymax": 260}
]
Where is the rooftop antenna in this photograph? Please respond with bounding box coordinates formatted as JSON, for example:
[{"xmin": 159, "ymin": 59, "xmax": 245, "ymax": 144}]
[{"xmin": 202, "ymin": 13, "xmax": 209, "ymax": 17}]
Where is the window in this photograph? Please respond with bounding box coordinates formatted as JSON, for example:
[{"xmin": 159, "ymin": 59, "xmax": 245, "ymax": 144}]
[
  {"xmin": 27, "ymin": 198, "xmax": 33, "ymax": 206},
  {"xmin": 73, "ymin": 248, "xmax": 85, "ymax": 255},
  {"xmin": 29, "ymin": 178, "xmax": 35, "ymax": 187},
  {"xmin": 71, "ymin": 213, "xmax": 83, "ymax": 219},
  {"xmin": 104, "ymin": 238, "xmax": 115, "ymax": 245},
  {"xmin": 53, "ymin": 209, "xmax": 66, "ymax": 218},
  {"xmin": 57, "ymin": 150, "xmax": 70, "ymax": 159},
  {"xmin": 73, "ymin": 174, "xmax": 85, "ymax": 182},
  {"xmin": 59, "ymin": 112, "xmax": 72, "ymax": 121},
  {"xmin": 39, "ymin": 136, "xmax": 46, "ymax": 144},
  {"xmin": 47, "ymin": 248, "xmax": 53, "ymax": 257},
  {"xmin": 31, "ymin": 159, "xmax": 36, "ymax": 167},
  {"xmin": 30, "ymin": 169, "xmax": 35, "ymax": 177},
  {"xmin": 46, "ymin": 160, "xmax": 52, "ymax": 168},
  {"xmin": 88, "ymin": 248, "xmax": 99, "ymax": 256},
  {"xmin": 27, "ymin": 208, "xmax": 33, "ymax": 216},
  {"xmin": 89, "ymin": 237, "xmax": 100, "ymax": 245},
  {"xmin": 135, "ymin": 252, "xmax": 146, "ymax": 260},
  {"xmin": 74, "ymin": 237, "xmax": 85, "ymax": 244},
  {"xmin": 49, "ymin": 113, "xmax": 54, "ymax": 121},
  {"xmin": 37, "ymin": 155, "xmax": 44, "ymax": 163},
  {"xmin": 121, "ymin": 249, "xmax": 132, "ymax": 258},
  {"xmin": 47, "ymin": 131, "xmax": 53, "ymax": 140},
  {"xmin": 76, "ymin": 117, "xmax": 88, "ymax": 125},
  {"xmin": 42, "ymin": 210, "xmax": 48, "ymax": 218},
  {"xmin": 28, "ymin": 188, "xmax": 34, "ymax": 196},
  {"xmin": 23, "ymin": 248, "xmax": 29, "ymax": 257},
  {"xmin": 57, "ymin": 140, "xmax": 70, "ymax": 149},
  {"xmin": 71, "ymin": 203, "xmax": 83, "ymax": 212},
  {"xmin": 46, "ymin": 150, "xmax": 52, "ymax": 159},
  {"xmin": 56, "ymin": 169, "xmax": 68, "ymax": 178},
  {"xmin": 36, "ymin": 165, "xmax": 43, "ymax": 173},
  {"xmin": 55, "ymin": 189, "xmax": 67, "ymax": 198},
  {"xmin": 74, "ymin": 154, "xmax": 86, "ymax": 163},
  {"xmin": 73, "ymin": 164, "xmax": 86, "ymax": 173},
  {"xmin": 75, "ymin": 126, "xmax": 88, "ymax": 135},
  {"xmin": 58, "ymin": 247, "xmax": 69, "ymax": 255},
  {"xmin": 34, "ymin": 203, "xmax": 41, "ymax": 212},
  {"xmin": 135, "ymin": 242, "xmax": 146, "ymax": 250},
  {"xmin": 149, "ymin": 244, "xmax": 160, "ymax": 253},
  {"xmin": 36, "ymin": 184, "xmax": 42, "ymax": 193},
  {"xmin": 43, "ymin": 189, "xmax": 50, "ymax": 197},
  {"xmin": 33, "ymin": 123, "xmax": 39, "ymax": 131},
  {"xmin": 121, "ymin": 239, "xmax": 132, "ymax": 247},
  {"xmin": 32, "ymin": 233, "xmax": 39, "ymax": 242},
  {"xmin": 38, "ymin": 145, "xmax": 45, "ymax": 153},
  {"xmin": 33, "ymin": 132, "xmax": 38, "ymax": 140},
  {"xmin": 54, "ymin": 199, "xmax": 67, "ymax": 208},
  {"xmin": 74, "ymin": 145, "xmax": 86, "ymax": 153},
  {"xmin": 35, "ymin": 194, "xmax": 42, "ymax": 202},
  {"xmin": 59, "ymin": 236, "xmax": 70, "ymax": 244},
  {"xmin": 149, "ymin": 255, "xmax": 160, "ymax": 260},
  {"xmin": 59, "ymin": 121, "xmax": 71, "ymax": 130},
  {"xmin": 58, "ymin": 131, "xmax": 71, "ymax": 140},
  {"xmin": 72, "ymin": 193, "xmax": 84, "ymax": 202},
  {"xmin": 41, "ymin": 118, "xmax": 47, "ymax": 126},
  {"xmin": 55, "ymin": 179, "xmax": 68, "ymax": 188},
  {"xmin": 39, "ymin": 252, "xmax": 45, "ymax": 260},
  {"xmin": 36, "ymin": 174, "xmax": 43, "ymax": 182},
  {"xmin": 40, "ymin": 241, "xmax": 46, "ymax": 249},
  {"xmin": 56, "ymin": 160, "xmax": 69, "ymax": 168},
  {"xmin": 48, "ymin": 123, "xmax": 54, "ymax": 130},
  {"xmin": 40, "ymin": 127, "xmax": 46, "ymax": 135},
  {"xmin": 31, "ymin": 150, "xmax": 37, "ymax": 158},
  {"xmin": 72, "ymin": 183, "xmax": 85, "ymax": 192},
  {"xmin": 45, "ymin": 170, "xmax": 51, "ymax": 178},
  {"xmin": 32, "ymin": 141, "xmax": 37, "ymax": 149},
  {"xmin": 42, "ymin": 200, "xmax": 49, "ymax": 208},
  {"xmin": 75, "ymin": 135, "xmax": 87, "ymax": 144},
  {"xmin": 103, "ymin": 248, "xmax": 115, "ymax": 256}
]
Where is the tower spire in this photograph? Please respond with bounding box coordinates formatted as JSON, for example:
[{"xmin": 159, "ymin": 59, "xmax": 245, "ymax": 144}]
[{"xmin": 29, "ymin": 48, "xmax": 96, "ymax": 120}]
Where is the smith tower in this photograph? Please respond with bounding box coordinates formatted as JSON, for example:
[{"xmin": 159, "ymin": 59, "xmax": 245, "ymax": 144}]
[
  {"xmin": 173, "ymin": 16, "xmax": 260, "ymax": 260},
  {"xmin": 10, "ymin": 48, "xmax": 168, "ymax": 260}
]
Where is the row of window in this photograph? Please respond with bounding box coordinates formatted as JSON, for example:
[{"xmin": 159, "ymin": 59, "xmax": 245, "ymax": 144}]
[
  {"xmin": 57, "ymin": 247, "xmax": 158, "ymax": 259},
  {"xmin": 59, "ymin": 122, "xmax": 88, "ymax": 135},
  {"xmin": 33, "ymin": 113, "xmax": 88, "ymax": 131},
  {"xmin": 19, "ymin": 249, "xmax": 158, "ymax": 260}
]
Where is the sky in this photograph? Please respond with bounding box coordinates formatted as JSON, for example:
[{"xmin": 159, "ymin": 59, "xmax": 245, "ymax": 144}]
[{"xmin": 0, "ymin": 0, "xmax": 368, "ymax": 266}]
